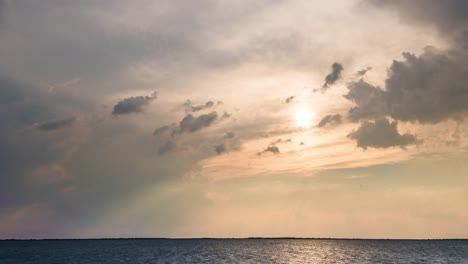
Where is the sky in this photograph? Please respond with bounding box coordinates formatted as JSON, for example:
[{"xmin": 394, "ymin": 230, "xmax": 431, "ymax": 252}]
[{"xmin": 1, "ymin": 0, "xmax": 468, "ymax": 239}]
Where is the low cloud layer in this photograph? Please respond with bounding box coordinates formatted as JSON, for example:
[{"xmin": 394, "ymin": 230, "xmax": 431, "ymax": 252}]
[
  {"xmin": 348, "ymin": 118, "xmax": 418, "ymax": 150},
  {"xmin": 112, "ymin": 92, "xmax": 157, "ymax": 115}
]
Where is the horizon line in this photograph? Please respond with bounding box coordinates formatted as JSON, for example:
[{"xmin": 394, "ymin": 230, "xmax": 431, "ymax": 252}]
[{"xmin": 2, "ymin": 237, "xmax": 468, "ymax": 241}]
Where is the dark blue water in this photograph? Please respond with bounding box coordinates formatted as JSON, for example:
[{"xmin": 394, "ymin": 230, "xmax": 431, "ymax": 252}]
[{"xmin": 1, "ymin": 239, "xmax": 468, "ymax": 263}]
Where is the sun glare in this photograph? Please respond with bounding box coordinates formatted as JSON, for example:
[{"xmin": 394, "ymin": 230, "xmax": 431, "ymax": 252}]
[{"xmin": 294, "ymin": 108, "xmax": 314, "ymax": 128}]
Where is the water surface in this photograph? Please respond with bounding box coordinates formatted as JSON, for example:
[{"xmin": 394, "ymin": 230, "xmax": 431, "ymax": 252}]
[{"xmin": 1, "ymin": 239, "xmax": 467, "ymax": 263}]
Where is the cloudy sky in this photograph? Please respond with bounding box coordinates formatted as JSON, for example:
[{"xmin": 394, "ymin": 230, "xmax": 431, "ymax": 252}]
[{"xmin": 1, "ymin": 0, "xmax": 468, "ymax": 239}]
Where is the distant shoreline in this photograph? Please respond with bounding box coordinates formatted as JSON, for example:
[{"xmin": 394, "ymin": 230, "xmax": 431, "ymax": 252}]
[{"xmin": 1, "ymin": 237, "xmax": 468, "ymax": 241}]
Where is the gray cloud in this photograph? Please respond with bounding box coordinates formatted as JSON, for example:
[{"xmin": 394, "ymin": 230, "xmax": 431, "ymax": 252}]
[
  {"xmin": 270, "ymin": 138, "xmax": 292, "ymax": 145},
  {"xmin": 384, "ymin": 49, "xmax": 468, "ymax": 123},
  {"xmin": 0, "ymin": 75, "xmax": 82, "ymax": 132},
  {"xmin": 341, "ymin": 0, "xmax": 468, "ymax": 152},
  {"xmin": 348, "ymin": 118, "xmax": 418, "ymax": 150},
  {"xmin": 285, "ymin": 96, "xmax": 295, "ymax": 104},
  {"xmin": 36, "ymin": 117, "xmax": 76, "ymax": 131},
  {"xmin": 183, "ymin": 100, "xmax": 215, "ymax": 112},
  {"xmin": 345, "ymin": 48, "xmax": 468, "ymax": 124},
  {"xmin": 317, "ymin": 114, "xmax": 342, "ymax": 128},
  {"xmin": 343, "ymin": 0, "xmax": 468, "ymax": 151},
  {"xmin": 0, "ymin": 0, "xmax": 4, "ymax": 22},
  {"xmin": 179, "ymin": 111, "xmax": 218, "ymax": 133},
  {"xmin": 257, "ymin": 145, "xmax": 280, "ymax": 156},
  {"xmin": 257, "ymin": 138, "xmax": 290, "ymax": 156},
  {"xmin": 158, "ymin": 140, "xmax": 176, "ymax": 155},
  {"xmin": 0, "ymin": 75, "xmax": 23, "ymax": 105},
  {"xmin": 355, "ymin": 67, "xmax": 372, "ymax": 77},
  {"xmin": 0, "ymin": 0, "xmax": 363, "ymax": 238},
  {"xmin": 322, "ymin": 63, "xmax": 344, "ymax": 91},
  {"xmin": 458, "ymin": 31, "xmax": 468, "ymax": 49},
  {"xmin": 153, "ymin": 125, "xmax": 178, "ymax": 155},
  {"xmin": 214, "ymin": 144, "xmax": 227, "ymax": 155},
  {"xmin": 348, "ymin": 1, "xmax": 468, "ymax": 125},
  {"xmin": 344, "ymin": 79, "xmax": 388, "ymax": 122},
  {"xmin": 112, "ymin": 92, "xmax": 157, "ymax": 115},
  {"xmin": 153, "ymin": 111, "xmax": 222, "ymax": 155},
  {"xmin": 213, "ymin": 131, "xmax": 240, "ymax": 155},
  {"xmin": 224, "ymin": 132, "xmax": 235, "ymax": 139},
  {"xmin": 153, "ymin": 125, "xmax": 176, "ymax": 139},
  {"xmin": 366, "ymin": 0, "xmax": 468, "ymax": 45},
  {"xmin": 221, "ymin": 112, "xmax": 232, "ymax": 120}
]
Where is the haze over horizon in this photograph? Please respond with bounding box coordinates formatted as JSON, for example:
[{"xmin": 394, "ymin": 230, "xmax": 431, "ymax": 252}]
[{"xmin": 1, "ymin": 0, "xmax": 468, "ymax": 239}]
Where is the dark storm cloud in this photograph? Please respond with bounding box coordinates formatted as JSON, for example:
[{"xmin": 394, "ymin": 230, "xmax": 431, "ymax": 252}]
[
  {"xmin": 345, "ymin": 48, "xmax": 468, "ymax": 124},
  {"xmin": 322, "ymin": 63, "xmax": 344, "ymax": 91},
  {"xmin": 348, "ymin": 118, "xmax": 418, "ymax": 150},
  {"xmin": 366, "ymin": 0, "xmax": 468, "ymax": 44},
  {"xmin": 183, "ymin": 100, "xmax": 215, "ymax": 112},
  {"xmin": 112, "ymin": 92, "xmax": 157, "ymax": 115},
  {"xmin": 36, "ymin": 117, "xmax": 76, "ymax": 131},
  {"xmin": 317, "ymin": 114, "xmax": 342, "ymax": 128},
  {"xmin": 179, "ymin": 111, "xmax": 218, "ymax": 133}
]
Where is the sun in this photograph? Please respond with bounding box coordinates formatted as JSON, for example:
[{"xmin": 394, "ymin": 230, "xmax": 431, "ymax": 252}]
[{"xmin": 294, "ymin": 107, "xmax": 314, "ymax": 128}]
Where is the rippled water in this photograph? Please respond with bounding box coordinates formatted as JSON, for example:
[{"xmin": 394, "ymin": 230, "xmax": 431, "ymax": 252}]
[{"xmin": 1, "ymin": 239, "xmax": 468, "ymax": 263}]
